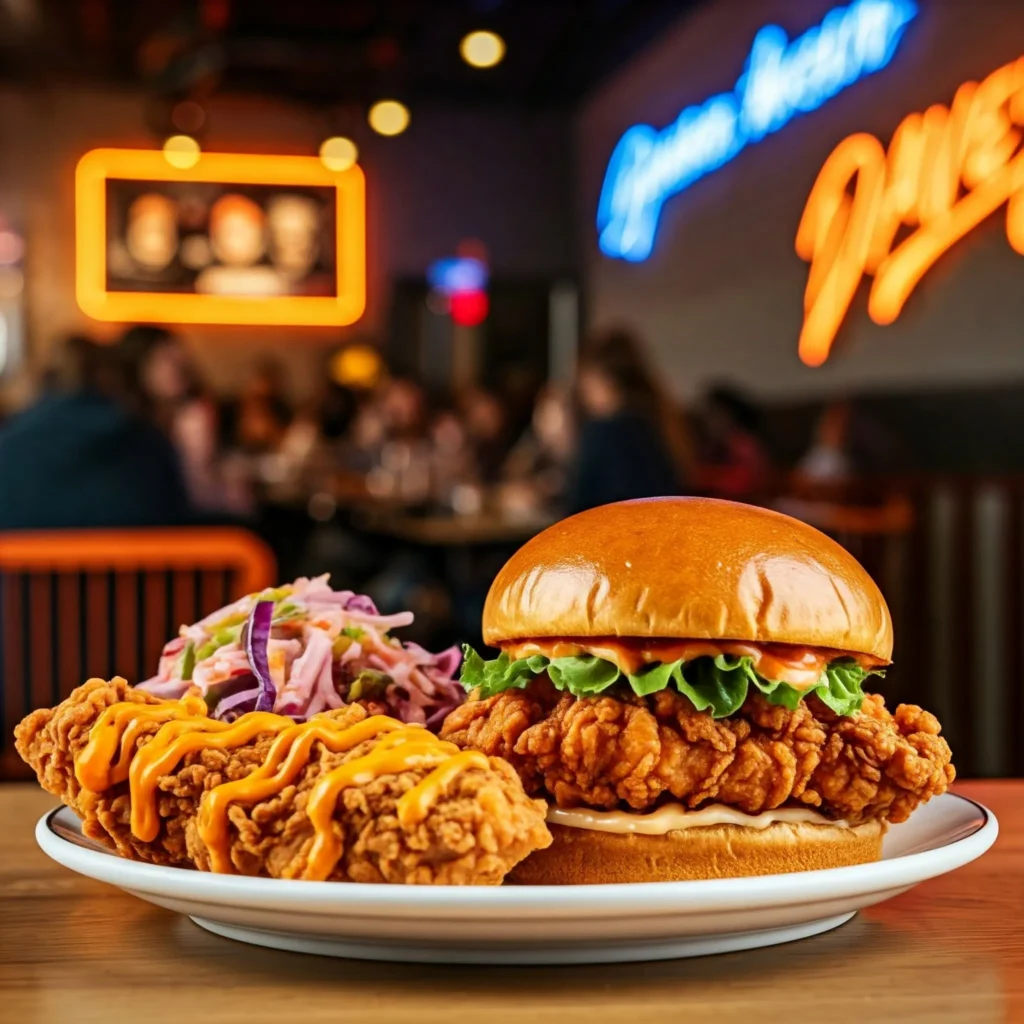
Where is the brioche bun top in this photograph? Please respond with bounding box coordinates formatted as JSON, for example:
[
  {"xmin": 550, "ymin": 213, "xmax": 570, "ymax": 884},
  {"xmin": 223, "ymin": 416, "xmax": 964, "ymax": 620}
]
[{"xmin": 482, "ymin": 497, "xmax": 893, "ymax": 662}]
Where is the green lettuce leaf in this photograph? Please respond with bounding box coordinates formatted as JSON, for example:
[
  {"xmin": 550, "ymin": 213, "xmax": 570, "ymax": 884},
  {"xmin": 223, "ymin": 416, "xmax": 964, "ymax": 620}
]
[
  {"xmin": 458, "ymin": 646, "xmax": 879, "ymax": 718},
  {"xmin": 670, "ymin": 655, "xmax": 752, "ymax": 716},
  {"xmin": 818, "ymin": 659, "xmax": 877, "ymax": 715},
  {"xmin": 547, "ymin": 655, "xmax": 621, "ymax": 694},
  {"xmin": 627, "ymin": 661, "xmax": 675, "ymax": 696},
  {"xmin": 459, "ymin": 646, "xmax": 550, "ymax": 698}
]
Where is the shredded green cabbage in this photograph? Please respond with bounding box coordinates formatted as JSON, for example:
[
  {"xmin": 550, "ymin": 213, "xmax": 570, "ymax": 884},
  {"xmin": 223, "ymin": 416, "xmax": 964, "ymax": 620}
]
[{"xmin": 459, "ymin": 646, "xmax": 880, "ymax": 718}]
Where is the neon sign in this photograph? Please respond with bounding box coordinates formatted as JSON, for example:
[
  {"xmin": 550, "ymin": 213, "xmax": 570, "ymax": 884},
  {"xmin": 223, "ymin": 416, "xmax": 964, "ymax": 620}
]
[
  {"xmin": 796, "ymin": 57, "xmax": 1024, "ymax": 366},
  {"xmin": 76, "ymin": 149, "xmax": 365, "ymax": 326},
  {"xmin": 597, "ymin": 0, "xmax": 917, "ymax": 262}
]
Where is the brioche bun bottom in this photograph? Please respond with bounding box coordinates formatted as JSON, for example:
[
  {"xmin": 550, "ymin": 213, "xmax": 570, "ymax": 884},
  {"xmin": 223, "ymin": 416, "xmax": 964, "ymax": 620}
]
[{"xmin": 508, "ymin": 819, "xmax": 886, "ymax": 885}]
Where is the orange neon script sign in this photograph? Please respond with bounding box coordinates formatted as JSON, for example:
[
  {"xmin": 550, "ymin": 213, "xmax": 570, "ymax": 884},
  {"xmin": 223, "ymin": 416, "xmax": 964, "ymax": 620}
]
[
  {"xmin": 75, "ymin": 149, "xmax": 366, "ymax": 326},
  {"xmin": 795, "ymin": 57, "xmax": 1024, "ymax": 366}
]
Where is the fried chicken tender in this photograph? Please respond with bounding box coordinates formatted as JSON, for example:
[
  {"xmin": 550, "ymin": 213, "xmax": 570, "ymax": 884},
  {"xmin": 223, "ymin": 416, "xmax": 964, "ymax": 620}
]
[
  {"xmin": 15, "ymin": 678, "xmax": 551, "ymax": 884},
  {"xmin": 439, "ymin": 678, "xmax": 955, "ymax": 825}
]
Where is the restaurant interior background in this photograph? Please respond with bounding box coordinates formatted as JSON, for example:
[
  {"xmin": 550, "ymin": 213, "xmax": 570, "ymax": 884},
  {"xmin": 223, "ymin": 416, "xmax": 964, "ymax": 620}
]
[{"xmin": 0, "ymin": 0, "xmax": 1021, "ymax": 781}]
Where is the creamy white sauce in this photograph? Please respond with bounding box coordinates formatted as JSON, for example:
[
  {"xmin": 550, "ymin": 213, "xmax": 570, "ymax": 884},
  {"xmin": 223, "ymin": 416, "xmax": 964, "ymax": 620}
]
[{"xmin": 546, "ymin": 802, "xmax": 849, "ymax": 835}]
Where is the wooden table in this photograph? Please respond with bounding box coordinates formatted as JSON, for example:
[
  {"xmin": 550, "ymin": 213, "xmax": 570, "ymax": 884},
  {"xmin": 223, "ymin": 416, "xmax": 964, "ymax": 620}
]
[{"xmin": 1, "ymin": 780, "xmax": 1020, "ymax": 1024}]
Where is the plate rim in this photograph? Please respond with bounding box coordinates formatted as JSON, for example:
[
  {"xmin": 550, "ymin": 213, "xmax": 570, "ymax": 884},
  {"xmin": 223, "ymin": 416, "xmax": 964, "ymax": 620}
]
[{"xmin": 35, "ymin": 792, "xmax": 998, "ymax": 919}]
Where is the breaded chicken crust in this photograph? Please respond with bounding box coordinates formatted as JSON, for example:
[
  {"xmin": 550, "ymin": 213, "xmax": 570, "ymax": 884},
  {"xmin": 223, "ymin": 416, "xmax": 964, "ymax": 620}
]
[
  {"xmin": 440, "ymin": 678, "xmax": 954, "ymax": 825},
  {"xmin": 16, "ymin": 679, "xmax": 551, "ymax": 884}
]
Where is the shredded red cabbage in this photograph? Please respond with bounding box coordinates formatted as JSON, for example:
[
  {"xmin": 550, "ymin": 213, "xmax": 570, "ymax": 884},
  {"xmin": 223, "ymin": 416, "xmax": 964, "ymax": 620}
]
[
  {"xmin": 136, "ymin": 575, "xmax": 465, "ymax": 729},
  {"xmin": 245, "ymin": 600, "xmax": 276, "ymax": 713},
  {"xmin": 344, "ymin": 594, "xmax": 379, "ymax": 615},
  {"xmin": 215, "ymin": 686, "xmax": 262, "ymax": 718}
]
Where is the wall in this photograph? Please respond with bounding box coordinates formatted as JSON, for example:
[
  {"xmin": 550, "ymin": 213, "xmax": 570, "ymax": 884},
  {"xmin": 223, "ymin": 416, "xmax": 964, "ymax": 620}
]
[
  {"xmin": 578, "ymin": 0, "xmax": 1024, "ymax": 401},
  {"xmin": 0, "ymin": 86, "xmax": 573, "ymax": 401}
]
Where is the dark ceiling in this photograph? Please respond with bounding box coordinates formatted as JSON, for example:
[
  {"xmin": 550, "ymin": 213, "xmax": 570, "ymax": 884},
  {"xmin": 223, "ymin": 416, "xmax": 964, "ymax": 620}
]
[{"xmin": 0, "ymin": 0, "xmax": 702, "ymax": 108}]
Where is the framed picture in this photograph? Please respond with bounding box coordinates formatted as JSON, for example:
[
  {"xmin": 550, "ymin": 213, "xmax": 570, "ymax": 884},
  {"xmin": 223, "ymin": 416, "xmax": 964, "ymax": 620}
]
[{"xmin": 75, "ymin": 149, "xmax": 365, "ymax": 326}]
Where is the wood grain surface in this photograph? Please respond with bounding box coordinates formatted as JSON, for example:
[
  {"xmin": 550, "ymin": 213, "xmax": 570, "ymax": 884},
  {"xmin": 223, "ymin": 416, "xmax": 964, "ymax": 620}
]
[{"xmin": 0, "ymin": 780, "xmax": 1019, "ymax": 1024}]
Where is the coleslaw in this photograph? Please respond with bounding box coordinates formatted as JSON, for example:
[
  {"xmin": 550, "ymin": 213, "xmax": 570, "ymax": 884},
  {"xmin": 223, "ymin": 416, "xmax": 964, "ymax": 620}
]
[{"xmin": 137, "ymin": 575, "xmax": 464, "ymax": 727}]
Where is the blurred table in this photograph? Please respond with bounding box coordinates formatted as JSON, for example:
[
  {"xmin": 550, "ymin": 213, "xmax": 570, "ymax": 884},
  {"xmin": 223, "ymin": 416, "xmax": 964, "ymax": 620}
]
[{"xmin": 0, "ymin": 780, "xmax": 1020, "ymax": 1023}]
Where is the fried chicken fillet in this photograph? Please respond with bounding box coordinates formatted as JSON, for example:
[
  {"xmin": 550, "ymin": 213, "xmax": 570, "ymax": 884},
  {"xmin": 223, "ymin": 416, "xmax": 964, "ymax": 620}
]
[
  {"xmin": 440, "ymin": 677, "xmax": 955, "ymax": 826},
  {"xmin": 15, "ymin": 678, "xmax": 551, "ymax": 884}
]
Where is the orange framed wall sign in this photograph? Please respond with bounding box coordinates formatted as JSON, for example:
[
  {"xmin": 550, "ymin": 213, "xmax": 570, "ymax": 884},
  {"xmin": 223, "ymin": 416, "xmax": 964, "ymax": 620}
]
[{"xmin": 75, "ymin": 149, "xmax": 366, "ymax": 326}]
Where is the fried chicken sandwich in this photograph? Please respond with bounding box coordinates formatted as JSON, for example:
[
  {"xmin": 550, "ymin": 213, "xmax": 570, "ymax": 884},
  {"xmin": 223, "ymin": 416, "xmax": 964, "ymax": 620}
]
[{"xmin": 441, "ymin": 497, "xmax": 955, "ymax": 883}]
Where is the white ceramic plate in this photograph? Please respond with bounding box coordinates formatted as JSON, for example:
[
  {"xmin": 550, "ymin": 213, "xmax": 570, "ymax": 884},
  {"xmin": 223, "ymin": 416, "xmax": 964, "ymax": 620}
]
[{"xmin": 36, "ymin": 793, "xmax": 996, "ymax": 965}]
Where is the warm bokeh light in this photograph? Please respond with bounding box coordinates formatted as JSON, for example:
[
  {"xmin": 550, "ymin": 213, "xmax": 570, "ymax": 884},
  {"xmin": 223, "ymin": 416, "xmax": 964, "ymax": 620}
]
[
  {"xmin": 368, "ymin": 99, "xmax": 410, "ymax": 137},
  {"xmin": 319, "ymin": 136, "xmax": 359, "ymax": 172},
  {"xmin": 162, "ymin": 134, "xmax": 201, "ymax": 169},
  {"xmin": 330, "ymin": 344, "xmax": 384, "ymax": 389},
  {"xmin": 460, "ymin": 30, "xmax": 506, "ymax": 69}
]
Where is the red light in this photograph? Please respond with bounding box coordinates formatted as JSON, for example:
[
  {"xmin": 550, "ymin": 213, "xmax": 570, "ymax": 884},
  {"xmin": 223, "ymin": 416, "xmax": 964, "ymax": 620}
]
[{"xmin": 449, "ymin": 289, "xmax": 488, "ymax": 326}]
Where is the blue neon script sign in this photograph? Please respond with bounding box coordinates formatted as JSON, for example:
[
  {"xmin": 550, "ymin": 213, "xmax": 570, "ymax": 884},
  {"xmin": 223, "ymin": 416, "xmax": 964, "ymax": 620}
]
[{"xmin": 597, "ymin": 0, "xmax": 917, "ymax": 262}]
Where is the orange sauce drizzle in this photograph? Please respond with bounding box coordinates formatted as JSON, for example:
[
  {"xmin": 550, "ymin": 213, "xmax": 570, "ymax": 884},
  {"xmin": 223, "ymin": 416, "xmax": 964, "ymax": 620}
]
[
  {"xmin": 75, "ymin": 694, "xmax": 208, "ymax": 791},
  {"xmin": 129, "ymin": 712, "xmax": 294, "ymax": 842},
  {"xmin": 302, "ymin": 731, "xmax": 467, "ymax": 881},
  {"xmin": 197, "ymin": 715, "xmax": 405, "ymax": 873},
  {"xmin": 73, "ymin": 700, "xmax": 488, "ymax": 879},
  {"xmin": 502, "ymin": 638, "xmax": 883, "ymax": 689},
  {"xmin": 397, "ymin": 751, "xmax": 489, "ymax": 828}
]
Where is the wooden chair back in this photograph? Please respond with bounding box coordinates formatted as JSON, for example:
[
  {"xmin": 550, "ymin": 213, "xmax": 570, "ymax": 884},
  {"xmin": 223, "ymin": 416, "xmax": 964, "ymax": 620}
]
[{"xmin": 0, "ymin": 527, "xmax": 275, "ymax": 780}]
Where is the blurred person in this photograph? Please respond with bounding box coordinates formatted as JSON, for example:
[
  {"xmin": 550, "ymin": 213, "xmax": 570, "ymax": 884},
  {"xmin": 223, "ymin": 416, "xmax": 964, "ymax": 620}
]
[
  {"xmin": 275, "ymin": 404, "xmax": 323, "ymax": 482},
  {"xmin": 372, "ymin": 378, "xmax": 431, "ymax": 505},
  {"xmin": 195, "ymin": 194, "xmax": 282, "ymax": 296},
  {"xmin": 380, "ymin": 377, "xmax": 427, "ymax": 440},
  {"xmin": 499, "ymin": 363, "xmax": 545, "ymax": 446},
  {"xmin": 118, "ymin": 325, "xmax": 247, "ymax": 514},
  {"xmin": 340, "ymin": 395, "xmax": 388, "ymax": 478},
  {"xmin": 429, "ymin": 408, "xmax": 477, "ymax": 512},
  {"xmin": 320, "ymin": 380, "xmax": 358, "ymax": 441},
  {"xmin": 792, "ymin": 398, "xmax": 907, "ymax": 502},
  {"xmin": 458, "ymin": 387, "xmax": 511, "ymax": 485},
  {"xmin": 267, "ymin": 194, "xmax": 319, "ymax": 279},
  {"xmin": 124, "ymin": 193, "xmax": 178, "ymax": 272},
  {"xmin": 779, "ymin": 399, "xmax": 910, "ymax": 530},
  {"xmin": 501, "ymin": 385, "xmax": 576, "ymax": 515},
  {"xmin": 795, "ymin": 400, "xmax": 854, "ymax": 486},
  {"xmin": 247, "ymin": 357, "xmax": 294, "ymax": 426},
  {"xmin": 568, "ymin": 328, "xmax": 688, "ymax": 513},
  {"xmin": 695, "ymin": 384, "xmax": 771, "ymax": 502},
  {"xmin": 118, "ymin": 325, "xmax": 200, "ymax": 428},
  {"xmin": 271, "ymin": 380, "xmax": 361, "ymax": 503},
  {"xmin": 235, "ymin": 395, "xmax": 287, "ymax": 454},
  {"xmin": 0, "ymin": 334, "xmax": 191, "ymax": 529},
  {"xmin": 226, "ymin": 358, "xmax": 293, "ymax": 454}
]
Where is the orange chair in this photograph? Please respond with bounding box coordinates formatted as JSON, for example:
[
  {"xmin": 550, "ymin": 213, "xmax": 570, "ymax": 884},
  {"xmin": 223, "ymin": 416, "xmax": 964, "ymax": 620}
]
[{"xmin": 0, "ymin": 527, "xmax": 275, "ymax": 780}]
